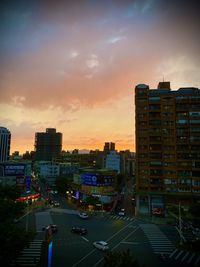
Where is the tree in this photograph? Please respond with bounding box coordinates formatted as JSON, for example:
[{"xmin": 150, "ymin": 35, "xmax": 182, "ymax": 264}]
[
  {"xmin": 55, "ymin": 176, "xmax": 71, "ymax": 194},
  {"xmin": 188, "ymin": 203, "xmax": 200, "ymax": 218},
  {"xmin": 84, "ymin": 196, "xmax": 100, "ymax": 206},
  {"xmin": 104, "ymin": 249, "xmax": 140, "ymax": 267},
  {"xmin": 0, "ymin": 185, "xmax": 35, "ymax": 266},
  {"xmin": 114, "ymin": 174, "xmax": 127, "ymax": 192}
]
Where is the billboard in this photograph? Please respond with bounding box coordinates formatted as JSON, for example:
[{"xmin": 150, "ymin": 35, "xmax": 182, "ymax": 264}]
[
  {"xmin": 4, "ymin": 164, "xmax": 25, "ymax": 176},
  {"xmin": 81, "ymin": 173, "xmax": 114, "ymax": 186}
]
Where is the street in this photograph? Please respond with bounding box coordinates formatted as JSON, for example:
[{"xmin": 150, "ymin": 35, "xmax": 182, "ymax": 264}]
[{"xmin": 18, "ymin": 191, "xmax": 200, "ymax": 267}]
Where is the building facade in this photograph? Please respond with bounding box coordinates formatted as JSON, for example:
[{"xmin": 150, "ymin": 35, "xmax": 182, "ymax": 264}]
[
  {"xmin": 103, "ymin": 142, "xmax": 115, "ymax": 154},
  {"xmin": 0, "ymin": 127, "xmax": 11, "ymax": 162},
  {"xmin": 34, "ymin": 128, "xmax": 62, "ymax": 161},
  {"xmin": 135, "ymin": 82, "xmax": 200, "ymax": 215},
  {"xmin": 72, "ymin": 168, "xmax": 117, "ymax": 208},
  {"xmin": 105, "ymin": 151, "xmax": 120, "ymax": 173}
]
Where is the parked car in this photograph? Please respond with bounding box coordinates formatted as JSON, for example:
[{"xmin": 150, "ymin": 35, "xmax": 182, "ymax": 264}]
[
  {"xmin": 93, "ymin": 241, "xmax": 109, "ymax": 251},
  {"xmin": 78, "ymin": 212, "xmax": 89, "ymax": 219},
  {"xmin": 71, "ymin": 227, "xmax": 87, "ymax": 235}
]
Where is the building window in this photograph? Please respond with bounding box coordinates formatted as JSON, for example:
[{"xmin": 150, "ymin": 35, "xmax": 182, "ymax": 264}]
[
  {"xmin": 149, "ymin": 97, "xmax": 160, "ymax": 102},
  {"xmin": 176, "ymin": 119, "xmax": 188, "ymax": 124},
  {"xmin": 192, "ymin": 180, "xmax": 200, "ymax": 186},
  {"xmin": 192, "ymin": 171, "xmax": 200, "ymax": 177},
  {"xmin": 189, "ymin": 111, "xmax": 200, "ymax": 117},
  {"xmin": 150, "ymin": 161, "xmax": 162, "ymax": 166},
  {"xmin": 149, "ymin": 104, "xmax": 160, "ymax": 110},
  {"xmin": 149, "ymin": 120, "xmax": 161, "ymax": 126},
  {"xmin": 150, "ymin": 153, "xmax": 162, "ymax": 159},
  {"xmin": 149, "ymin": 136, "xmax": 161, "ymax": 142},
  {"xmin": 190, "ymin": 120, "xmax": 200, "ymax": 124},
  {"xmin": 149, "ymin": 144, "xmax": 162, "ymax": 151}
]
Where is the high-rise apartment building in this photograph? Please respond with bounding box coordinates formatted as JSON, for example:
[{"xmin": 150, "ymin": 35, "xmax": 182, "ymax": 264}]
[
  {"xmin": 135, "ymin": 82, "xmax": 200, "ymax": 215},
  {"xmin": 0, "ymin": 127, "xmax": 11, "ymax": 162},
  {"xmin": 103, "ymin": 142, "xmax": 115, "ymax": 154},
  {"xmin": 34, "ymin": 128, "xmax": 62, "ymax": 161}
]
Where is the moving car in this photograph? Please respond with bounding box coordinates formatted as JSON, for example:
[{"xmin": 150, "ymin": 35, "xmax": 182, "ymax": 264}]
[
  {"xmin": 118, "ymin": 208, "xmax": 125, "ymax": 216},
  {"xmin": 50, "ymin": 224, "xmax": 58, "ymax": 233},
  {"xmin": 53, "ymin": 201, "xmax": 60, "ymax": 207},
  {"xmin": 93, "ymin": 241, "xmax": 109, "ymax": 251},
  {"xmin": 42, "ymin": 224, "xmax": 58, "ymax": 233},
  {"xmin": 78, "ymin": 212, "xmax": 89, "ymax": 219},
  {"xmin": 71, "ymin": 227, "xmax": 87, "ymax": 235}
]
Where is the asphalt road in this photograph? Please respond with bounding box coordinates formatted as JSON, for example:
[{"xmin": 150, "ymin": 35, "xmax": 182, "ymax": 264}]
[
  {"xmin": 43, "ymin": 194, "xmax": 184, "ymax": 267},
  {"xmin": 17, "ymin": 188, "xmax": 199, "ymax": 267}
]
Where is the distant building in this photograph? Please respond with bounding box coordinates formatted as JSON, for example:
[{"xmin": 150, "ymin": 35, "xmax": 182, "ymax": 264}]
[
  {"xmin": 135, "ymin": 82, "xmax": 200, "ymax": 215},
  {"xmin": 103, "ymin": 142, "xmax": 115, "ymax": 154},
  {"xmin": 105, "ymin": 151, "xmax": 120, "ymax": 173},
  {"xmin": 34, "ymin": 128, "xmax": 62, "ymax": 161},
  {"xmin": 36, "ymin": 161, "xmax": 60, "ymax": 185},
  {"xmin": 119, "ymin": 150, "xmax": 135, "ymax": 177},
  {"xmin": 0, "ymin": 127, "xmax": 11, "ymax": 162}
]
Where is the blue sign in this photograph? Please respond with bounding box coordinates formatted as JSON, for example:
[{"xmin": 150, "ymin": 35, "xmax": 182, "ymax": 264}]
[
  {"xmin": 81, "ymin": 173, "xmax": 114, "ymax": 186},
  {"xmin": 81, "ymin": 174, "xmax": 98, "ymax": 186},
  {"xmin": 25, "ymin": 176, "xmax": 31, "ymax": 191},
  {"xmin": 3, "ymin": 164, "xmax": 25, "ymax": 176}
]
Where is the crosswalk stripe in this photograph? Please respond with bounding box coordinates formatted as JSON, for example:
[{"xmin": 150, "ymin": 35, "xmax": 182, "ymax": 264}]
[
  {"xmin": 194, "ymin": 255, "xmax": 200, "ymax": 266},
  {"xmin": 169, "ymin": 249, "xmax": 178, "ymax": 258},
  {"xmin": 140, "ymin": 224, "xmax": 175, "ymax": 254},
  {"xmin": 187, "ymin": 252, "xmax": 196, "ymax": 264},
  {"xmin": 151, "ymin": 245, "xmax": 174, "ymax": 248},
  {"xmin": 175, "ymin": 251, "xmax": 184, "ymax": 260},
  {"xmin": 181, "ymin": 251, "xmax": 190, "ymax": 262}
]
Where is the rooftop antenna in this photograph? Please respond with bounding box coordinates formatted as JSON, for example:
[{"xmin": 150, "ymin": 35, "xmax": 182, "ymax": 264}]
[{"xmin": 163, "ymin": 76, "xmax": 165, "ymax": 82}]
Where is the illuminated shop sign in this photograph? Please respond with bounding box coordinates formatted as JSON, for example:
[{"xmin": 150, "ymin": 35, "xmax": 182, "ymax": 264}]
[
  {"xmin": 4, "ymin": 164, "xmax": 25, "ymax": 176},
  {"xmin": 81, "ymin": 173, "xmax": 114, "ymax": 186},
  {"xmin": 81, "ymin": 174, "xmax": 97, "ymax": 186},
  {"xmin": 25, "ymin": 176, "xmax": 32, "ymax": 191}
]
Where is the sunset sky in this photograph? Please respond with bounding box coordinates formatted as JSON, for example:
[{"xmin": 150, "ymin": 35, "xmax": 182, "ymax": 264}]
[{"xmin": 0, "ymin": 0, "xmax": 200, "ymax": 154}]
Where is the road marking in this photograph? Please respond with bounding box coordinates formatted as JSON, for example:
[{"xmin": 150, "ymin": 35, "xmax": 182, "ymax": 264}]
[
  {"xmin": 72, "ymin": 219, "xmax": 136, "ymax": 267},
  {"xmin": 194, "ymin": 255, "xmax": 200, "ymax": 266},
  {"xmin": 181, "ymin": 251, "xmax": 190, "ymax": 262},
  {"xmin": 128, "ymin": 225, "xmax": 136, "ymax": 228},
  {"xmin": 187, "ymin": 252, "xmax": 195, "ymax": 264},
  {"xmin": 92, "ymin": 226, "xmax": 140, "ymax": 267},
  {"xmin": 81, "ymin": 237, "xmax": 89, "ymax": 242},
  {"xmin": 120, "ymin": 241, "xmax": 139, "ymax": 245}
]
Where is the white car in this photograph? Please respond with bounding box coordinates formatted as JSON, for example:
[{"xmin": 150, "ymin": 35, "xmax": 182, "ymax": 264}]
[
  {"xmin": 93, "ymin": 241, "xmax": 109, "ymax": 251},
  {"xmin": 53, "ymin": 201, "xmax": 60, "ymax": 207},
  {"xmin": 118, "ymin": 208, "xmax": 125, "ymax": 216},
  {"xmin": 78, "ymin": 212, "xmax": 89, "ymax": 219}
]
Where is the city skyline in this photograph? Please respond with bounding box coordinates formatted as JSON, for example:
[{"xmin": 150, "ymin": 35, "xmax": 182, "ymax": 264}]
[{"xmin": 0, "ymin": 0, "xmax": 200, "ymax": 153}]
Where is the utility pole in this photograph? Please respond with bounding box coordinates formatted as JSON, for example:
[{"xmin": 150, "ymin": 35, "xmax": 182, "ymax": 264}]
[
  {"xmin": 26, "ymin": 204, "xmax": 29, "ymax": 232},
  {"xmin": 179, "ymin": 201, "xmax": 183, "ymax": 245}
]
